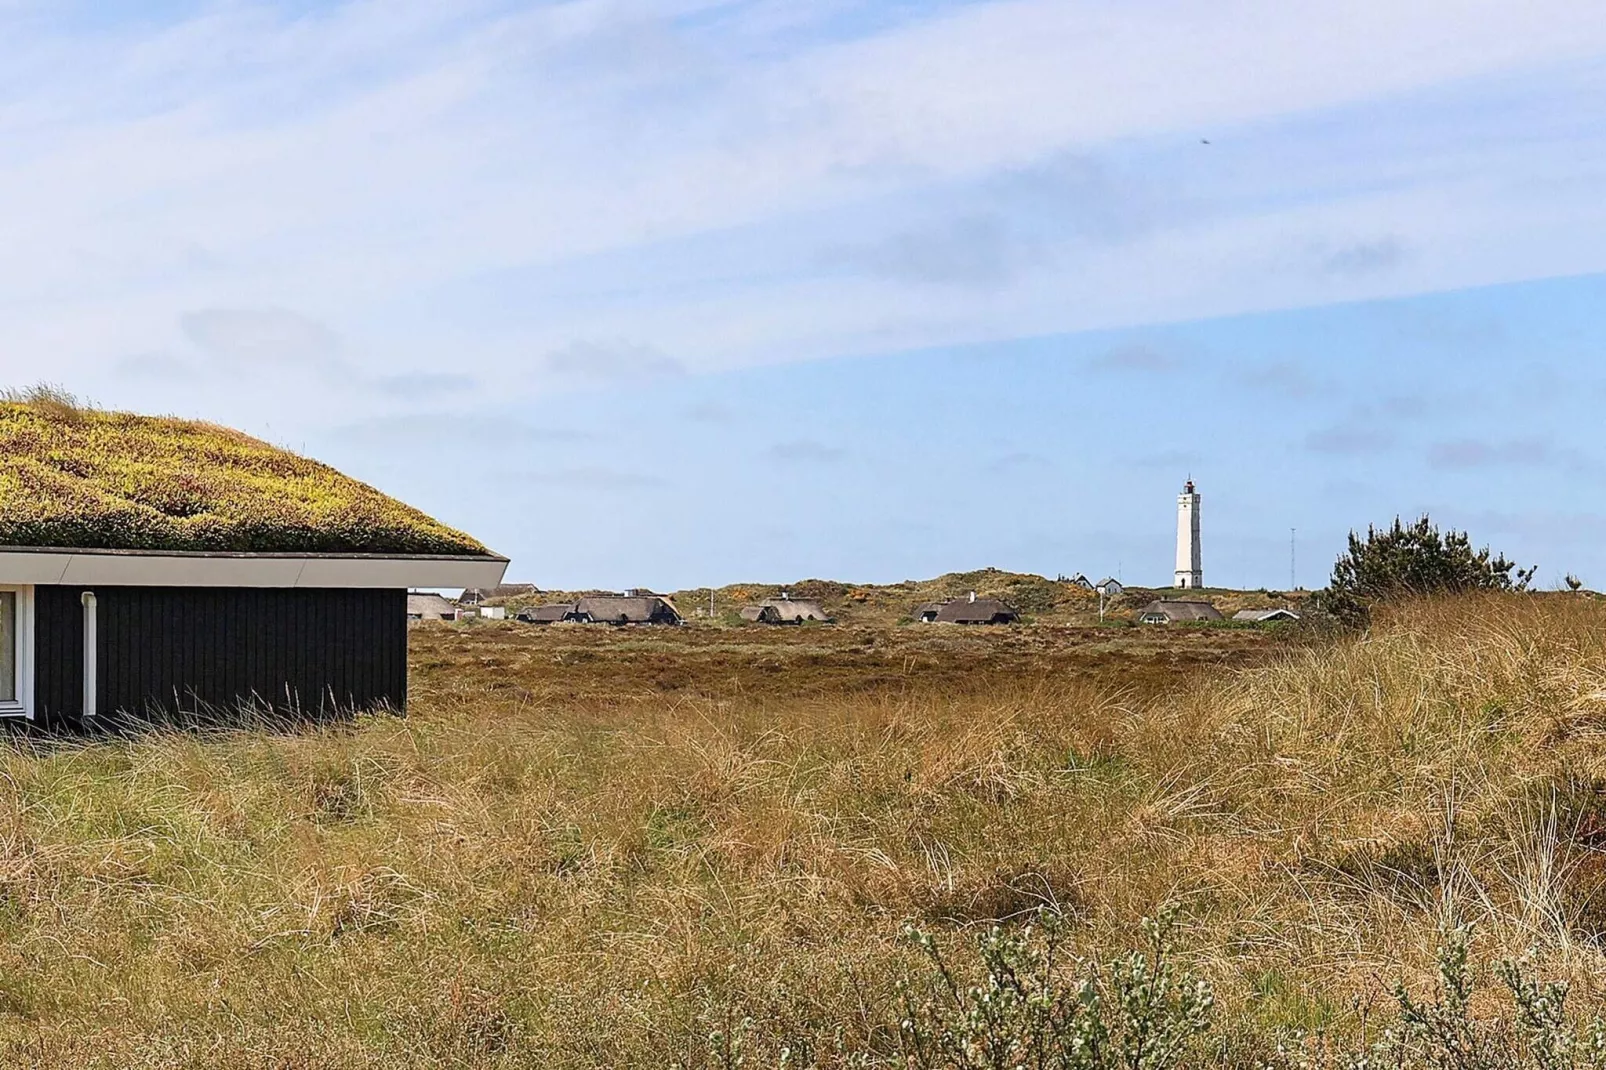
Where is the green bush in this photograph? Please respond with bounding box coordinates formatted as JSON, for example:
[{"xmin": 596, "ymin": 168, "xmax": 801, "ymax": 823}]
[{"xmin": 1322, "ymin": 516, "xmax": 1535, "ymax": 626}]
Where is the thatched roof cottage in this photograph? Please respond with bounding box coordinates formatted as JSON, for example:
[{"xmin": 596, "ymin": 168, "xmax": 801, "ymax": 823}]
[
  {"xmin": 407, "ymin": 593, "xmax": 462, "ymax": 622},
  {"xmin": 918, "ymin": 592, "xmax": 1020, "ymax": 625},
  {"xmin": 740, "ymin": 594, "xmax": 832, "ymax": 624},
  {"xmin": 1137, "ymin": 600, "xmax": 1223, "ymax": 624},
  {"xmin": 521, "ymin": 595, "xmax": 682, "ymax": 626}
]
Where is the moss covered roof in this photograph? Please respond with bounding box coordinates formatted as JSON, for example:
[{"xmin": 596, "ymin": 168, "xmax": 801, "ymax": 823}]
[{"xmin": 0, "ymin": 401, "xmax": 490, "ymax": 556}]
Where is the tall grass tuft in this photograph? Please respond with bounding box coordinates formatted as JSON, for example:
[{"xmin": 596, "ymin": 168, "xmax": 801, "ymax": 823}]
[{"xmin": 2, "ymin": 381, "xmax": 86, "ymax": 422}]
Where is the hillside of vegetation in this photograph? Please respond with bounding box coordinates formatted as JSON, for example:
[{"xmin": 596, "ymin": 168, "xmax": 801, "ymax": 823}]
[
  {"xmin": 0, "ymin": 390, "xmax": 488, "ymax": 555},
  {"xmin": 506, "ymin": 566, "xmax": 1308, "ymax": 626},
  {"xmin": 1, "ymin": 596, "xmax": 1604, "ymax": 1065}
]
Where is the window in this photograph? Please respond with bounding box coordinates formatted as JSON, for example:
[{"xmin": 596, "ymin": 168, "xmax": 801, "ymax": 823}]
[
  {"xmin": 0, "ymin": 586, "xmax": 32, "ymax": 718},
  {"xmin": 0, "ymin": 592, "xmax": 13, "ymax": 702}
]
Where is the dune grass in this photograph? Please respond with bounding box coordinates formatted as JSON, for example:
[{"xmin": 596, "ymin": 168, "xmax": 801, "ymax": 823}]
[{"xmin": 0, "ymin": 597, "xmax": 1601, "ymax": 1065}]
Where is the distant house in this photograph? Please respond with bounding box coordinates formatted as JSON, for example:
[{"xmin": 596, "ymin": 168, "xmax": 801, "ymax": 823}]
[
  {"xmin": 517, "ymin": 595, "xmax": 681, "ymax": 625},
  {"xmin": 1233, "ymin": 608, "xmax": 1300, "ymax": 623},
  {"xmin": 741, "ymin": 594, "xmax": 833, "ymax": 625},
  {"xmin": 1096, "ymin": 578, "xmax": 1124, "ymax": 596},
  {"xmin": 1067, "ymin": 574, "xmax": 1095, "ymax": 590},
  {"xmin": 577, "ymin": 595, "xmax": 683, "ymax": 625},
  {"xmin": 518, "ymin": 603, "xmax": 575, "ymax": 625},
  {"xmin": 921, "ymin": 592, "xmax": 1020, "ymax": 625},
  {"xmin": 915, "ymin": 601, "xmax": 946, "ymax": 623},
  {"xmin": 460, "ymin": 584, "xmax": 539, "ymax": 606},
  {"xmin": 407, "ymin": 592, "xmax": 462, "ymax": 622},
  {"xmin": 581, "ymin": 595, "xmax": 681, "ymax": 625},
  {"xmin": 1137, "ymin": 600, "xmax": 1223, "ymax": 625}
]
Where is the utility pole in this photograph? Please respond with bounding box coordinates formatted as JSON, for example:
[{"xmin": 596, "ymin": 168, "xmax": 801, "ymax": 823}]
[{"xmin": 709, "ymin": 589, "xmax": 715, "ymax": 619}]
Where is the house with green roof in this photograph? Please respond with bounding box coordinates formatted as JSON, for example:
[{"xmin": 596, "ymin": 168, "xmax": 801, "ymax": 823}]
[{"xmin": 0, "ymin": 398, "xmax": 507, "ymax": 727}]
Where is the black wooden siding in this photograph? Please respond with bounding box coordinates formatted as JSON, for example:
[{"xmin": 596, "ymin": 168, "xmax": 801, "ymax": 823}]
[{"xmin": 34, "ymin": 587, "xmax": 406, "ymax": 727}]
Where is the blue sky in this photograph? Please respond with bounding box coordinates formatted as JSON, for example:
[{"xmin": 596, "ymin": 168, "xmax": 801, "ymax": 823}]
[{"xmin": 6, "ymin": 0, "xmax": 1606, "ymax": 589}]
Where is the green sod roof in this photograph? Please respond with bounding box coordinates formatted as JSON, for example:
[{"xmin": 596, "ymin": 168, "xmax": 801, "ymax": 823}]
[{"xmin": 0, "ymin": 399, "xmax": 490, "ymax": 556}]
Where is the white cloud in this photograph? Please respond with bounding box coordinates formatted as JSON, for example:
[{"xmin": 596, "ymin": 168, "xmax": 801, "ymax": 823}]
[
  {"xmin": 0, "ymin": 0, "xmax": 1600, "ymax": 432},
  {"xmin": 541, "ymin": 339, "xmax": 685, "ymax": 385},
  {"xmin": 181, "ymin": 307, "xmax": 342, "ymax": 367},
  {"xmin": 765, "ymin": 439, "xmax": 846, "ymax": 464},
  {"xmin": 823, "ymin": 215, "xmax": 1045, "ymax": 287},
  {"xmin": 782, "ymin": 1, "xmax": 1606, "ymax": 172}
]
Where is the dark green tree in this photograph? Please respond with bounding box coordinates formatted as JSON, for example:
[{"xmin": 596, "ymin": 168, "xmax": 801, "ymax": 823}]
[{"xmin": 1323, "ymin": 515, "xmax": 1536, "ymax": 625}]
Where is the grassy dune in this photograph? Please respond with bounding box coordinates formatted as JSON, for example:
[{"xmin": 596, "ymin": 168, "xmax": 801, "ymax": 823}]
[
  {"xmin": 520, "ymin": 567, "xmax": 1306, "ymax": 627},
  {"xmin": 0, "ymin": 599, "xmax": 1603, "ymax": 1065}
]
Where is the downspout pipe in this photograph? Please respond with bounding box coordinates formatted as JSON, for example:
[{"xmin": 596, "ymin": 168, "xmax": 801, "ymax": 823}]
[{"xmin": 80, "ymin": 591, "xmax": 96, "ymax": 719}]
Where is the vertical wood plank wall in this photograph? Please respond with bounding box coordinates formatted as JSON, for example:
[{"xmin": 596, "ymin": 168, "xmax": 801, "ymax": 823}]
[{"xmin": 33, "ymin": 587, "xmax": 407, "ymax": 726}]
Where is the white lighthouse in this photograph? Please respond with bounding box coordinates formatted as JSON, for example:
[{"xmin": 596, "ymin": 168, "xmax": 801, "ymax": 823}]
[{"xmin": 1174, "ymin": 479, "xmax": 1202, "ymax": 589}]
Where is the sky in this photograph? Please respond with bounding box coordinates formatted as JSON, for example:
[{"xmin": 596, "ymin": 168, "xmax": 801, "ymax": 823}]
[{"xmin": 5, "ymin": 0, "xmax": 1606, "ymax": 589}]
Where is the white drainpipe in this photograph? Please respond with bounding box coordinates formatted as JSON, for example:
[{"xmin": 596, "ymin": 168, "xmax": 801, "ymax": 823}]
[{"xmin": 80, "ymin": 591, "xmax": 97, "ymax": 719}]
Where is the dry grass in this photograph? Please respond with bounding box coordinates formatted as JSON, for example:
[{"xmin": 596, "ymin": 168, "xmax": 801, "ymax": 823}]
[{"xmin": 0, "ymin": 598, "xmax": 1600, "ymax": 1065}]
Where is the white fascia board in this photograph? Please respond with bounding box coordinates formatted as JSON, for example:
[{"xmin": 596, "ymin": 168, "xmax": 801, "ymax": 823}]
[
  {"xmin": 295, "ymin": 555, "xmax": 507, "ymax": 589},
  {"xmin": 0, "ymin": 550, "xmax": 509, "ymax": 589},
  {"xmin": 60, "ymin": 554, "xmax": 306, "ymax": 587},
  {"xmin": 0, "ymin": 554, "xmax": 73, "ymax": 584}
]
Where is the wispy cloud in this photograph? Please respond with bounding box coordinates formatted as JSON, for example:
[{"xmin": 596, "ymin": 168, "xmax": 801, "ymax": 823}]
[
  {"xmin": 0, "ymin": 0, "xmax": 1600, "ymax": 420},
  {"xmin": 1427, "ymin": 437, "xmax": 1594, "ymax": 472},
  {"xmin": 1378, "ymin": 394, "xmax": 1430, "ymax": 419},
  {"xmin": 521, "ymin": 466, "xmax": 665, "ymax": 490},
  {"xmin": 181, "ymin": 307, "xmax": 343, "ymax": 370},
  {"xmin": 329, "ymin": 414, "xmax": 588, "ymax": 449},
  {"xmin": 1322, "ymin": 237, "xmax": 1407, "ymax": 276},
  {"xmin": 1305, "ymin": 423, "xmax": 1396, "ymax": 455},
  {"xmin": 985, "ymin": 451, "xmax": 1052, "ymax": 475},
  {"xmin": 114, "ymin": 352, "xmax": 196, "ymax": 383},
  {"xmin": 542, "ymin": 340, "xmax": 684, "ymax": 385},
  {"xmin": 766, "ymin": 439, "xmax": 846, "ymax": 463},
  {"xmin": 683, "ymin": 400, "xmax": 738, "ymax": 424},
  {"xmin": 824, "ymin": 215, "xmax": 1045, "ymax": 288},
  {"xmin": 372, "ymin": 372, "xmax": 477, "ymax": 399},
  {"xmin": 1086, "ymin": 344, "xmax": 1179, "ymax": 374},
  {"xmin": 1235, "ymin": 360, "xmax": 1325, "ymax": 399}
]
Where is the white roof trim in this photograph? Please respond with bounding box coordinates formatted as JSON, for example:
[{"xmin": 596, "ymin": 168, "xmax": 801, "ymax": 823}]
[{"xmin": 0, "ymin": 549, "xmax": 509, "ymax": 589}]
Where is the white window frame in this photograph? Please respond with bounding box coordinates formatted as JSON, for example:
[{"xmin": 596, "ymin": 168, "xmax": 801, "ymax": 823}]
[{"xmin": 0, "ymin": 585, "xmax": 33, "ymax": 720}]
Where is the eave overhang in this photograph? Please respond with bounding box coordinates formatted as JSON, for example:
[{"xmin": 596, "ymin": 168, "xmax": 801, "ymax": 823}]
[{"xmin": 0, "ymin": 547, "xmax": 510, "ymax": 589}]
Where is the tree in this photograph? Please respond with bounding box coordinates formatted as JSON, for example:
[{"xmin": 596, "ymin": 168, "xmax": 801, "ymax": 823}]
[{"xmin": 1323, "ymin": 515, "xmax": 1535, "ymax": 626}]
